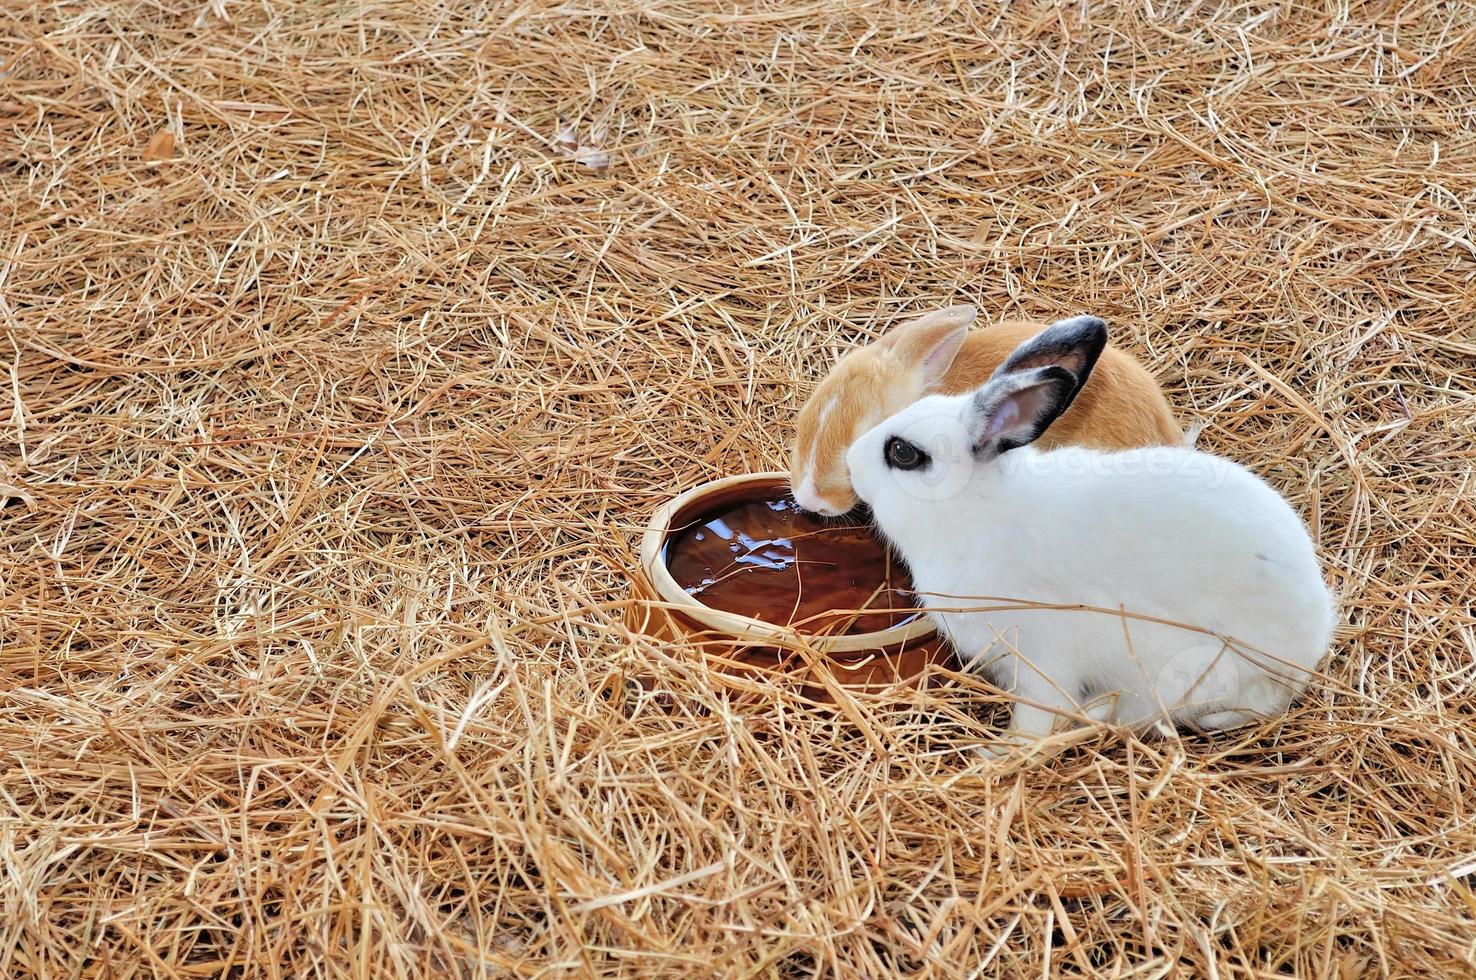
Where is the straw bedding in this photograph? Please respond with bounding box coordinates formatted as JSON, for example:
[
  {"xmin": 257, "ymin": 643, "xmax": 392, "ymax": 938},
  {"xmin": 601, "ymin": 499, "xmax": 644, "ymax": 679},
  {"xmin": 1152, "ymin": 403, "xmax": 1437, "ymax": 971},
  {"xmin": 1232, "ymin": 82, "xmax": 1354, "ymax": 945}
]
[{"xmin": 3, "ymin": 0, "xmax": 1475, "ymax": 975}]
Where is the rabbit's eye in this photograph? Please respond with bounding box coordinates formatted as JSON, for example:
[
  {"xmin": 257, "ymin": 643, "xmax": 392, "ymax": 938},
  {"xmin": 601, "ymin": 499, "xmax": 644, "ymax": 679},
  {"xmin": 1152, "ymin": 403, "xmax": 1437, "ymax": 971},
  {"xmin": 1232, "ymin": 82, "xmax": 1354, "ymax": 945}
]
[{"xmin": 884, "ymin": 437, "xmax": 929, "ymax": 471}]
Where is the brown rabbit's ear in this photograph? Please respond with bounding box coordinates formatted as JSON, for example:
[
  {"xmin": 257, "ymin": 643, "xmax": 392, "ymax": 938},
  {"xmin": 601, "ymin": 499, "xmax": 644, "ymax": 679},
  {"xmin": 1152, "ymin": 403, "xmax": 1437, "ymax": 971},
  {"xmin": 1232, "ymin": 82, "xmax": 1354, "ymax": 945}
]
[
  {"xmin": 992, "ymin": 314, "xmax": 1106, "ymax": 388},
  {"xmin": 882, "ymin": 304, "xmax": 977, "ymax": 390},
  {"xmin": 969, "ymin": 366, "xmax": 1080, "ymax": 457}
]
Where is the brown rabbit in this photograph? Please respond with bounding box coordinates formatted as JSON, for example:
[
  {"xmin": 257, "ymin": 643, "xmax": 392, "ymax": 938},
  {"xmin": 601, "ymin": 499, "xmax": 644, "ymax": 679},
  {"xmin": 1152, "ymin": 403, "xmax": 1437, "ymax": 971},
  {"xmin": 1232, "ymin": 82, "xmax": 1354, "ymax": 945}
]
[{"xmin": 790, "ymin": 305, "xmax": 1182, "ymax": 515}]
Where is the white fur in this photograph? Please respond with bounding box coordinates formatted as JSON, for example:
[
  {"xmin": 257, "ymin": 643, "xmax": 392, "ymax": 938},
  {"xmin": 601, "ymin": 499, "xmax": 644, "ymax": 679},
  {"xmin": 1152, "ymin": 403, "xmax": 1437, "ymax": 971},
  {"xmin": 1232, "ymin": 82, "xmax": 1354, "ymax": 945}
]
[{"xmin": 846, "ymin": 391, "xmax": 1336, "ymax": 744}]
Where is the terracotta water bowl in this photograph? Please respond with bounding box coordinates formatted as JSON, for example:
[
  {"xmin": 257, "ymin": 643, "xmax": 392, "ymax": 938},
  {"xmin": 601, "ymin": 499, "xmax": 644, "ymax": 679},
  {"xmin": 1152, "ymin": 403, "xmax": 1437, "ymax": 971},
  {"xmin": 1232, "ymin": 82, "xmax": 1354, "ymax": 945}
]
[{"xmin": 626, "ymin": 472, "xmax": 954, "ymax": 703}]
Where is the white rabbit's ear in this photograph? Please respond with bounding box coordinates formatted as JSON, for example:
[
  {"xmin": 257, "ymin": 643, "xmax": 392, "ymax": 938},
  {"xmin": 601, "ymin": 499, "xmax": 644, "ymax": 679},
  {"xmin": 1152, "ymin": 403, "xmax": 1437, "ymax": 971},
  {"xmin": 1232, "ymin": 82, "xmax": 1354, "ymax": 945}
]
[
  {"xmin": 969, "ymin": 366, "xmax": 1080, "ymax": 456},
  {"xmin": 882, "ymin": 305, "xmax": 976, "ymax": 390},
  {"xmin": 990, "ymin": 315, "xmax": 1108, "ymax": 413}
]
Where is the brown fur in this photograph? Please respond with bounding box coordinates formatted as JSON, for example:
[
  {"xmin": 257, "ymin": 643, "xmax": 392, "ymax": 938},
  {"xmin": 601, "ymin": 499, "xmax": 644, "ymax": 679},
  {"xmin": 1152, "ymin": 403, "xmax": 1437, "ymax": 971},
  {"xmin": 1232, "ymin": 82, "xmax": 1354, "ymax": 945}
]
[{"xmin": 791, "ymin": 311, "xmax": 1182, "ymax": 513}]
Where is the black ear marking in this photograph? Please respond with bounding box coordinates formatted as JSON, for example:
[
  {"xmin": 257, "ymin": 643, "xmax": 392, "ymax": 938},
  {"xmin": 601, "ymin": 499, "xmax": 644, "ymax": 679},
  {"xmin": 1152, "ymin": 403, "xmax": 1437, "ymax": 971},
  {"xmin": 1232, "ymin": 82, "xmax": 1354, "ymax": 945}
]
[
  {"xmin": 990, "ymin": 315, "xmax": 1108, "ymax": 416},
  {"xmin": 970, "ymin": 365, "xmax": 1080, "ymax": 456}
]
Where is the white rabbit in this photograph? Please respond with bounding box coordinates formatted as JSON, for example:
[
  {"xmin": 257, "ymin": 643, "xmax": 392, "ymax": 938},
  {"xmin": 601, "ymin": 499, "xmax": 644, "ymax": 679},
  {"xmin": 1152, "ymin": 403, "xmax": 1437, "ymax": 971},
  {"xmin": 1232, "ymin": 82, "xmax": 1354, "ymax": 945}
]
[{"xmin": 845, "ymin": 316, "xmax": 1336, "ymax": 748}]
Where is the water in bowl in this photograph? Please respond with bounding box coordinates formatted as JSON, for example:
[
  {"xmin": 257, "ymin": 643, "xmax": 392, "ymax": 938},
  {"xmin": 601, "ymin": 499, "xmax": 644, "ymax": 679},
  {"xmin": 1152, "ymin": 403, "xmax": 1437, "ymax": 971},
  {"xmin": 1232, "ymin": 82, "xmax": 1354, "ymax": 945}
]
[{"xmin": 663, "ymin": 496, "xmax": 920, "ymax": 635}]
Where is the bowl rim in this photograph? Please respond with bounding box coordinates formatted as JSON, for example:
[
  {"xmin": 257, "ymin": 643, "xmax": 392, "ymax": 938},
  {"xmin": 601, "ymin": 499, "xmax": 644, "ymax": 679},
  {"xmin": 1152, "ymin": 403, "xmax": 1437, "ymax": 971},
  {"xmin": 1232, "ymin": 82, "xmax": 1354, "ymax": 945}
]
[{"xmin": 639, "ymin": 471, "xmax": 938, "ymax": 653}]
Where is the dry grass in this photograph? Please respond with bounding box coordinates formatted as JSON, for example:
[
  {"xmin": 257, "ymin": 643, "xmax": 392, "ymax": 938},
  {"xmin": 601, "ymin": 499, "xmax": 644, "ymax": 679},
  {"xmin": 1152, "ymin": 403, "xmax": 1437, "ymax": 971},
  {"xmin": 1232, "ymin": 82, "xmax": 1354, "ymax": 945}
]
[{"xmin": 3, "ymin": 0, "xmax": 1475, "ymax": 975}]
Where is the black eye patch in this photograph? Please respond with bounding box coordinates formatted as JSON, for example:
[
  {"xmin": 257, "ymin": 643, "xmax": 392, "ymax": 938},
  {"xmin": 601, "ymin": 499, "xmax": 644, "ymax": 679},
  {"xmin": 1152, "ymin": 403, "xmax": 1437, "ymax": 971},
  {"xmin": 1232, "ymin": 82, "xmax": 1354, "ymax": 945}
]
[{"xmin": 884, "ymin": 436, "xmax": 929, "ymax": 471}]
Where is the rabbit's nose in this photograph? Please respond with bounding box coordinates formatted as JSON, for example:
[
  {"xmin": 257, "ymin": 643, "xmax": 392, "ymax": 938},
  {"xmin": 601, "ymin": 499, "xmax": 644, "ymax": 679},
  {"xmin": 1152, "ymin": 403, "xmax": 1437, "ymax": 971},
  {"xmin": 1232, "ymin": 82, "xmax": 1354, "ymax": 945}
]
[{"xmin": 792, "ymin": 479, "xmax": 848, "ymax": 517}]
